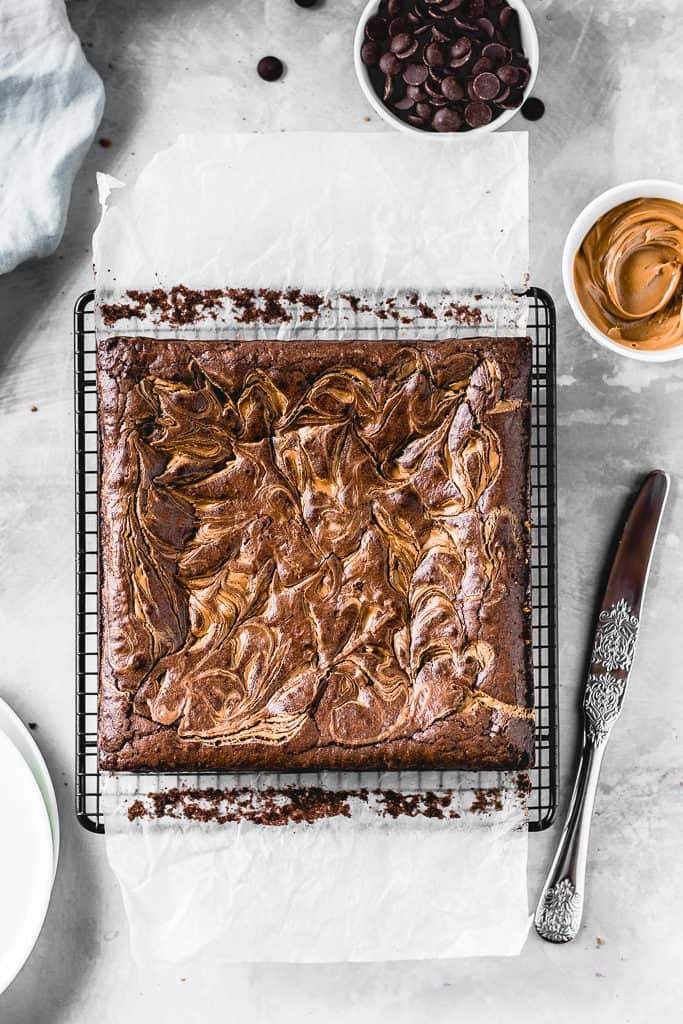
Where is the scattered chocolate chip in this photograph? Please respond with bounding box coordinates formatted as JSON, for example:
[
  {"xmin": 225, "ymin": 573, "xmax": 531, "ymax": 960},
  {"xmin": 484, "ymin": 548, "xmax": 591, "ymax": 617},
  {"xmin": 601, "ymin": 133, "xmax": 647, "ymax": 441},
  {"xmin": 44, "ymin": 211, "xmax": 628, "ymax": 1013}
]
[
  {"xmin": 28, "ymin": 722, "xmax": 37, "ymax": 730},
  {"xmin": 30, "ymin": 404, "xmax": 38, "ymax": 412},
  {"xmin": 294, "ymin": 0, "xmax": 318, "ymax": 6},
  {"xmin": 98, "ymin": 137, "xmax": 112, "ymax": 148},
  {"xmin": 257, "ymin": 56, "xmax": 283, "ymax": 81},
  {"xmin": 521, "ymin": 96, "xmax": 545, "ymax": 120}
]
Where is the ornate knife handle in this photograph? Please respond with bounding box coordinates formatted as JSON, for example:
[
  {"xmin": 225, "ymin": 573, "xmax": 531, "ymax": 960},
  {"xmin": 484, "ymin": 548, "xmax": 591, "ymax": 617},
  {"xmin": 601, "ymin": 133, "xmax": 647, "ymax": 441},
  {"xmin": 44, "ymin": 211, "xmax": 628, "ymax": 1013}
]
[
  {"xmin": 535, "ymin": 599, "xmax": 637, "ymax": 942},
  {"xmin": 534, "ymin": 737, "xmax": 605, "ymax": 942}
]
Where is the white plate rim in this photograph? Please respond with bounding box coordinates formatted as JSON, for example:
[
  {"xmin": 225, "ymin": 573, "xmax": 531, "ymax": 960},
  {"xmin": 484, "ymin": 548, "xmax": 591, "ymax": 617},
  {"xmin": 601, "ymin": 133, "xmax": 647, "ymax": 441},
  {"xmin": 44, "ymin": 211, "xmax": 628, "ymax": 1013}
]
[
  {"xmin": 0, "ymin": 729, "xmax": 54, "ymax": 996},
  {"xmin": 0, "ymin": 696, "xmax": 59, "ymax": 877}
]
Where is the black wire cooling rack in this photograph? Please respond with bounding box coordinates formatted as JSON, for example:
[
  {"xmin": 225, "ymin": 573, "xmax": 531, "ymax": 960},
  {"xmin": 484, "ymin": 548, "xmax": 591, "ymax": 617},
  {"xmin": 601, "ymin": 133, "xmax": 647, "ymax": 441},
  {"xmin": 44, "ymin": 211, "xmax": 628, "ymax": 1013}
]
[{"xmin": 75, "ymin": 289, "xmax": 558, "ymax": 834}]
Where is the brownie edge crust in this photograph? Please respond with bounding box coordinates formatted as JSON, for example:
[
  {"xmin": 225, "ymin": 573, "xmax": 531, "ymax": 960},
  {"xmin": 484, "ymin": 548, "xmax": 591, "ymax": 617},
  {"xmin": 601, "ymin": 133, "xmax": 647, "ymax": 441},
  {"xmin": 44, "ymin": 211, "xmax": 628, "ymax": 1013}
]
[{"xmin": 98, "ymin": 336, "xmax": 533, "ymax": 772}]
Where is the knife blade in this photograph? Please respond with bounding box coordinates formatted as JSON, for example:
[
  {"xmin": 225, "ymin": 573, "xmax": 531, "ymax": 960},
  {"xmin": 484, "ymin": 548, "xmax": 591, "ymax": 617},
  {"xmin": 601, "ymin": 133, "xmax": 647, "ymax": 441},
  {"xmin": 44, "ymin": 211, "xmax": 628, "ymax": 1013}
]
[{"xmin": 534, "ymin": 469, "xmax": 670, "ymax": 943}]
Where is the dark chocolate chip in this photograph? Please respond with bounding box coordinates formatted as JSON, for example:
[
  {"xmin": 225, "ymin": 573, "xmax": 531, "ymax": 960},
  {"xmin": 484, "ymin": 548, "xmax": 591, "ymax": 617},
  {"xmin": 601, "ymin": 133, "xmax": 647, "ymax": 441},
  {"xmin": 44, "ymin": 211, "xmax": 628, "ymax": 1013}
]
[
  {"xmin": 424, "ymin": 43, "xmax": 445, "ymax": 66},
  {"xmin": 403, "ymin": 62, "xmax": 429, "ymax": 85},
  {"xmin": 500, "ymin": 6, "xmax": 522, "ymax": 50},
  {"xmin": 415, "ymin": 102, "xmax": 433, "ymax": 119},
  {"xmin": 497, "ymin": 87, "xmax": 523, "ymax": 108},
  {"xmin": 295, "ymin": 0, "xmax": 318, "ymax": 6},
  {"xmin": 391, "ymin": 32, "xmax": 414, "ymax": 53},
  {"xmin": 431, "ymin": 26, "xmax": 452, "ymax": 43},
  {"xmin": 379, "ymin": 51, "xmax": 403, "ymax": 74},
  {"xmin": 441, "ymin": 75, "xmax": 466, "ymax": 100},
  {"xmin": 452, "ymin": 16, "xmax": 478, "ymax": 33},
  {"xmin": 468, "ymin": 0, "xmax": 485, "ymax": 17},
  {"xmin": 473, "ymin": 71, "xmax": 500, "ymax": 99},
  {"xmin": 493, "ymin": 83, "xmax": 510, "ymax": 104},
  {"xmin": 365, "ymin": 15, "xmax": 388, "ymax": 41},
  {"xmin": 497, "ymin": 63, "xmax": 520, "ymax": 84},
  {"xmin": 257, "ymin": 56, "xmax": 283, "ymax": 81},
  {"xmin": 432, "ymin": 106, "xmax": 464, "ymax": 131},
  {"xmin": 407, "ymin": 113, "xmax": 427, "ymax": 127},
  {"xmin": 482, "ymin": 42, "xmax": 508, "ymax": 64},
  {"xmin": 383, "ymin": 74, "xmax": 394, "ymax": 101},
  {"xmin": 389, "ymin": 15, "xmax": 414, "ymax": 36},
  {"xmin": 449, "ymin": 37, "xmax": 472, "ymax": 66},
  {"xmin": 361, "ymin": 41, "xmax": 381, "ymax": 66},
  {"xmin": 424, "ymin": 77, "xmax": 443, "ymax": 98},
  {"xmin": 465, "ymin": 99, "xmax": 492, "ymax": 126},
  {"xmin": 521, "ymin": 96, "xmax": 545, "ymax": 120},
  {"xmin": 388, "ymin": 0, "xmax": 402, "ymax": 16},
  {"xmin": 471, "ymin": 57, "xmax": 494, "ymax": 75},
  {"xmin": 477, "ymin": 17, "xmax": 496, "ymax": 38},
  {"xmin": 406, "ymin": 84, "xmax": 428, "ymax": 100},
  {"xmin": 394, "ymin": 95, "xmax": 415, "ymax": 110},
  {"xmin": 516, "ymin": 65, "xmax": 530, "ymax": 87}
]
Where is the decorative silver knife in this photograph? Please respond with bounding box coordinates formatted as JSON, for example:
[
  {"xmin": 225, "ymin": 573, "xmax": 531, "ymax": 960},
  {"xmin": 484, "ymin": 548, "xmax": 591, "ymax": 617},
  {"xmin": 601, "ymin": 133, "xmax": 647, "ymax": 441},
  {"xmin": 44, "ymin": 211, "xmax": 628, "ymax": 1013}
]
[{"xmin": 534, "ymin": 470, "xmax": 670, "ymax": 943}]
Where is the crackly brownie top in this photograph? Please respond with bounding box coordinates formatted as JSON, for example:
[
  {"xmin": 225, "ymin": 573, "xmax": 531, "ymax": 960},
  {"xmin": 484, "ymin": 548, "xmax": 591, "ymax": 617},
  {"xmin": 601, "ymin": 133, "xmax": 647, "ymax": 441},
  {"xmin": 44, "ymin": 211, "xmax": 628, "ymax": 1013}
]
[{"xmin": 99, "ymin": 336, "xmax": 531, "ymax": 754}]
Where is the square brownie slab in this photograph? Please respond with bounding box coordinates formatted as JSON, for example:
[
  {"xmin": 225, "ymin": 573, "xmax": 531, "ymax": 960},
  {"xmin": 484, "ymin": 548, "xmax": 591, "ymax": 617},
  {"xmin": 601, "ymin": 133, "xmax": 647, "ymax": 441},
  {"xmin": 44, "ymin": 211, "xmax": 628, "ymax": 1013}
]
[{"xmin": 98, "ymin": 336, "xmax": 533, "ymax": 771}]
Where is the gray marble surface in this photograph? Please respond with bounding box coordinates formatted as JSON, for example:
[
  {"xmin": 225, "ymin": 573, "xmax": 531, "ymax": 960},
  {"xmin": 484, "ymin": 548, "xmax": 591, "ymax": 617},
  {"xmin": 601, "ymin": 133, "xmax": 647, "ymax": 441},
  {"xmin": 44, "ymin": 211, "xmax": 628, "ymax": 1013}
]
[{"xmin": 1, "ymin": 1, "xmax": 682, "ymax": 1020}]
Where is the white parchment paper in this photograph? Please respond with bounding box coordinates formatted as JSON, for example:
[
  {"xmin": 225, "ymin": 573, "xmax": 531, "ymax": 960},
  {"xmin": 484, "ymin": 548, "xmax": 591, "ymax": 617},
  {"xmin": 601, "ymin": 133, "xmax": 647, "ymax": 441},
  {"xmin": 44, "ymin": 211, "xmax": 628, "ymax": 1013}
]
[
  {"xmin": 96, "ymin": 131, "xmax": 532, "ymax": 963},
  {"xmin": 93, "ymin": 131, "xmax": 528, "ymax": 337},
  {"xmin": 103, "ymin": 773, "xmax": 530, "ymax": 964}
]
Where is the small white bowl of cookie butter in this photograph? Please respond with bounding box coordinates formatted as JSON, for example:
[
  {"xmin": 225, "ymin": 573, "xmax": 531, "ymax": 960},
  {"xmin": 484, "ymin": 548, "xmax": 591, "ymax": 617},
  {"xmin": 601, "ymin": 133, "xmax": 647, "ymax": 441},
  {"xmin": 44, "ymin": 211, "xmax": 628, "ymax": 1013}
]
[{"xmin": 563, "ymin": 179, "xmax": 683, "ymax": 362}]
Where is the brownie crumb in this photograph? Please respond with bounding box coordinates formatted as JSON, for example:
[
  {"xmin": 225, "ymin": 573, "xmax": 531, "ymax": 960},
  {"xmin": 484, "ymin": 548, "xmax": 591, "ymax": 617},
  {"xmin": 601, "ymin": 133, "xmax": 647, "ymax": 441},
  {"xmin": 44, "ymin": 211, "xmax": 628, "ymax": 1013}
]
[
  {"xmin": 127, "ymin": 799, "xmax": 147, "ymax": 821},
  {"xmin": 470, "ymin": 788, "xmax": 504, "ymax": 814},
  {"xmin": 126, "ymin": 785, "xmax": 464, "ymax": 826}
]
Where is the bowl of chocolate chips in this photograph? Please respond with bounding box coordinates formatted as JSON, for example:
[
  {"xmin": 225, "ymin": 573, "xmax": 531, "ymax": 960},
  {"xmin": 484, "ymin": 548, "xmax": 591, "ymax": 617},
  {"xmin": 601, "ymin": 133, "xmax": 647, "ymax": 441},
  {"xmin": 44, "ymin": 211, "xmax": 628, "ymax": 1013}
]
[{"xmin": 354, "ymin": 0, "xmax": 538, "ymax": 134}]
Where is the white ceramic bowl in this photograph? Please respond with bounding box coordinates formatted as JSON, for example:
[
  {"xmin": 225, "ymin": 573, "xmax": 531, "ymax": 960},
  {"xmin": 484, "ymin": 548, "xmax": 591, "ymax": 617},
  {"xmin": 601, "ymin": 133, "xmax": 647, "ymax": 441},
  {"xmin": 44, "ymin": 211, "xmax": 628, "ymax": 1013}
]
[
  {"xmin": 354, "ymin": 0, "xmax": 539, "ymax": 136},
  {"xmin": 563, "ymin": 179, "xmax": 683, "ymax": 363}
]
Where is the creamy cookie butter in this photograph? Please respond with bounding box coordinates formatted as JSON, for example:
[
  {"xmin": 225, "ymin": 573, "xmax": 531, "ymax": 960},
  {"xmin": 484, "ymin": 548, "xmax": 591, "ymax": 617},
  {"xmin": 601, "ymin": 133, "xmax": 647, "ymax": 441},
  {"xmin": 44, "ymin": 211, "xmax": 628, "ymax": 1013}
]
[{"xmin": 573, "ymin": 197, "xmax": 683, "ymax": 351}]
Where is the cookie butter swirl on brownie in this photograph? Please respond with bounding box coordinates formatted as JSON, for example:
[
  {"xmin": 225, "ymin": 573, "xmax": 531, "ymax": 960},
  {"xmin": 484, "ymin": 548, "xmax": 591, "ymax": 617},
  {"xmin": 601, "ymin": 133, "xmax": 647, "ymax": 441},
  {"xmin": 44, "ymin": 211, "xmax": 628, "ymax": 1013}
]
[{"xmin": 98, "ymin": 337, "xmax": 533, "ymax": 771}]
